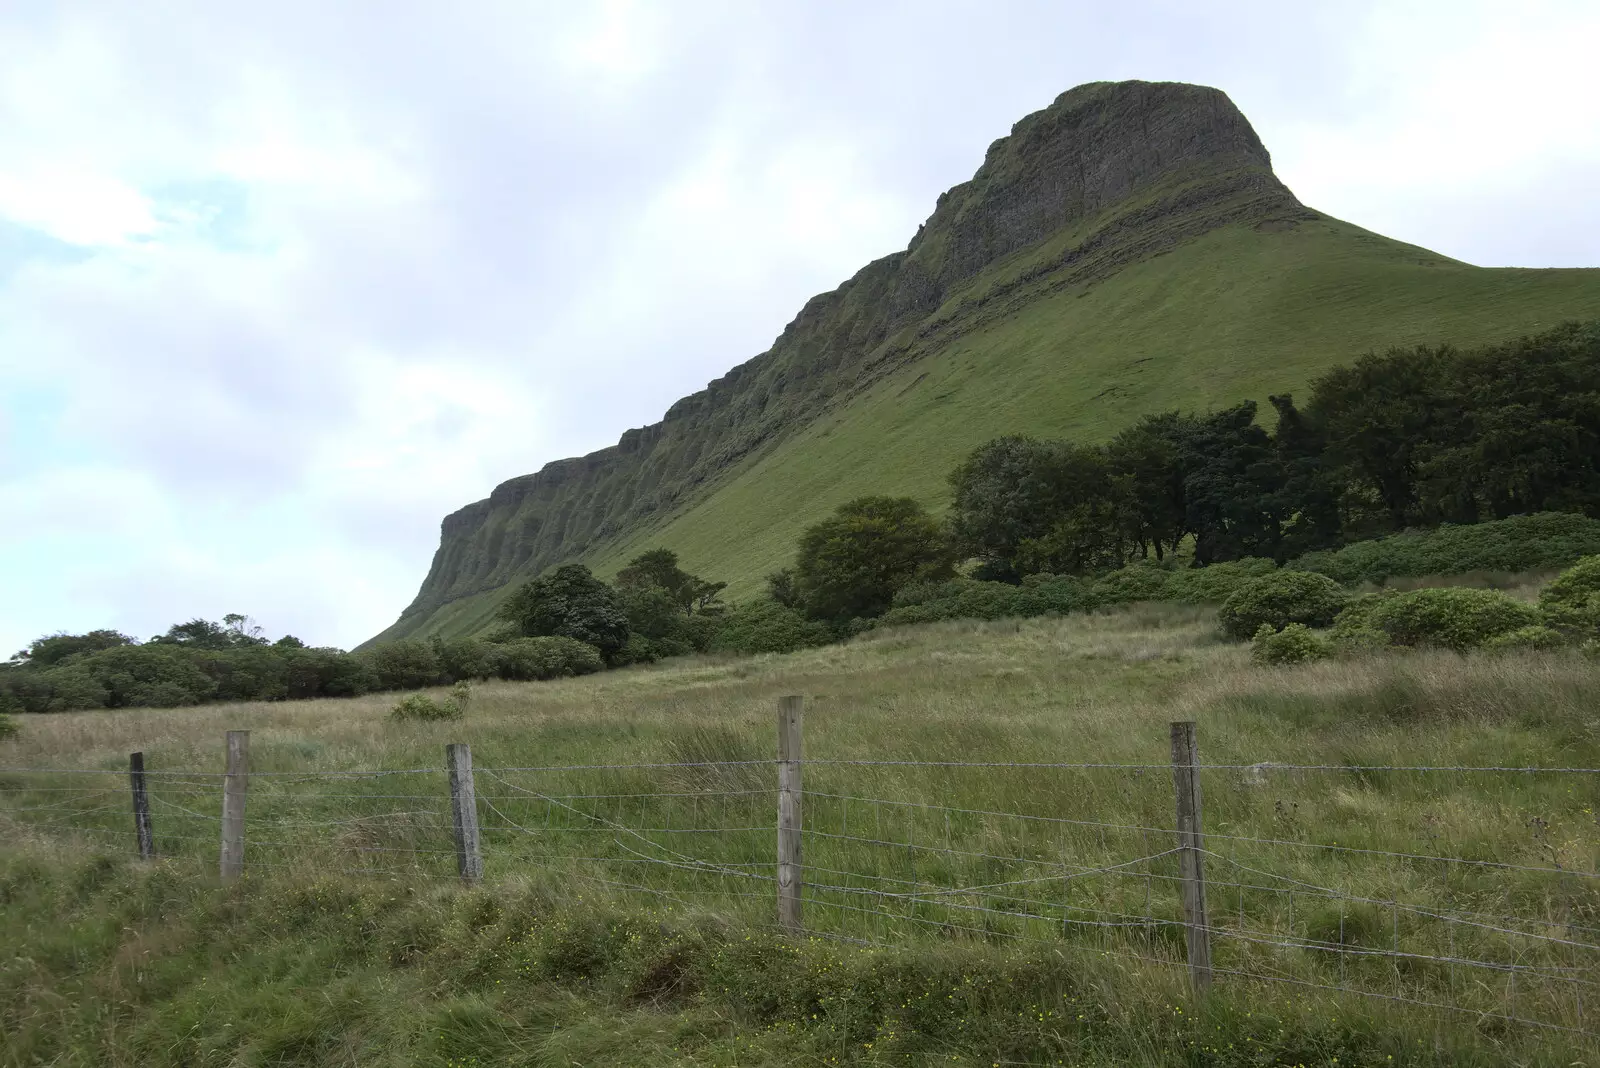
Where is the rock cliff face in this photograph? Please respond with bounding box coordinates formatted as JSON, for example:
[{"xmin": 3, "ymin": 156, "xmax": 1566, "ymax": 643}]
[{"xmin": 380, "ymin": 81, "xmax": 1302, "ymax": 639}]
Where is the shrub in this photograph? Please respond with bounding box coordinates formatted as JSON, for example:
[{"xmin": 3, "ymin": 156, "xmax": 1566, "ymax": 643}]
[
  {"xmin": 1328, "ymin": 591, "xmax": 1397, "ymax": 653},
  {"xmin": 1365, "ymin": 587, "xmax": 1542, "ymax": 651},
  {"xmin": 498, "ymin": 564, "xmax": 630, "ymax": 659},
  {"xmin": 390, "ymin": 682, "xmax": 472, "ymax": 722},
  {"xmin": 431, "ymin": 637, "xmax": 496, "ymax": 682},
  {"xmin": 795, "ymin": 496, "xmax": 952, "ymax": 622},
  {"xmin": 1482, "ymin": 625, "xmax": 1567, "ymax": 653},
  {"xmin": 711, "ymin": 601, "xmax": 833, "ymax": 655},
  {"xmin": 38, "ymin": 665, "xmax": 115, "ymax": 711},
  {"xmin": 492, "ymin": 636, "xmax": 605, "ymax": 681},
  {"xmin": 1537, "ymin": 555, "xmax": 1600, "ymax": 636},
  {"xmin": 281, "ymin": 647, "xmax": 377, "ymax": 699},
  {"xmin": 1291, "ymin": 512, "xmax": 1600, "ymax": 585},
  {"xmin": 1163, "ymin": 558, "xmax": 1277, "ymax": 605},
  {"xmin": 1251, "ymin": 623, "xmax": 1332, "ymax": 666},
  {"xmin": 879, "ymin": 575, "xmax": 1098, "ymax": 628},
  {"xmin": 1217, "ymin": 571, "xmax": 1347, "ymax": 640},
  {"xmin": 0, "ymin": 712, "xmax": 17, "ymax": 740},
  {"xmin": 364, "ymin": 639, "xmax": 443, "ymax": 691},
  {"xmin": 1091, "ymin": 562, "xmax": 1172, "ymax": 605}
]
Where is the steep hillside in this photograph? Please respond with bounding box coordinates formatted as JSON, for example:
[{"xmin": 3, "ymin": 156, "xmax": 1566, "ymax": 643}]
[{"xmin": 374, "ymin": 80, "xmax": 1600, "ymax": 643}]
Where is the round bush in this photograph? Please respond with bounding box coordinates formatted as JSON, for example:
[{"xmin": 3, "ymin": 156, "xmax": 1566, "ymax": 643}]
[
  {"xmin": 1482, "ymin": 625, "xmax": 1567, "ymax": 653},
  {"xmin": 1538, "ymin": 555, "xmax": 1600, "ymax": 636},
  {"xmin": 390, "ymin": 684, "xmax": 468, "ymax": 722},
  {"xmin": 1250, "ymin": 623, "xmax": 1331, "ymax": 666},
  {"xmin": 1091, "ymin": 563, "xmax": 1172, "ymax": 605},
  {"xmin": 363, "ymin": 639, "xmax": 443, "ymax": 691},
  {"xmin": 1365, "ymin": 587, "xmax": 1542, "ymax": 651},
  {"xmin": 1217, "ymin": 571, "xmax": 1347, "ymax": 640},
  {"xmin": 711, "ymin": 601, "xmax": 833, "ymax": 655},
  {"xmin": 493, "ymin": 636, "xmax": 605, "ymax": 680},
  {"xmin": 1164, "ymin": 558, "xmax": 1277, "ymax": 605}
]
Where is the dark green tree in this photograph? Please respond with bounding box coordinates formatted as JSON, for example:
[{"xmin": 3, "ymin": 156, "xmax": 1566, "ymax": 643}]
[
  {"xmin": 1107, "ymin": 413, "xmax": 1192, "ymax": 560},
  {"xmin": 616, "ymin": 548, "xmax": 727, "ymax": 616},
  {"xmin": 795, "ymin": 496, "xmax": 952, "ymax": 623},
  {"xmin": 765, "ymin": 568, "xmax": 802, "ymax": 609},
  {"xmin": 498, "ymin": 564, "xmax": 630, "ymax": 658},
  {"xmin": 1175, "ymin": 401, "xmax": 1285, "ymax": 565},
  {"xmin": 1305, "ymin": 345, "xmax": 1451, "ymax": 535},
  {"xmin": 13, "ymin": 629, "xmax": 135, "ymax": 667}
]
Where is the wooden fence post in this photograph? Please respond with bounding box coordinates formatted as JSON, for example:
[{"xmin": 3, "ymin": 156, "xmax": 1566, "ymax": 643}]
[
  {"xmin": 220, "ymin": 731, "xmax": 249, "ymax": 881},
  {"xmin": 446, "ymin": 743, "xmax": 483, "ymax": 884},
  {"xmin": 777, "ymin": 695, "xmax": 804, "ymax": 932},
  {"xmin": 1170, "ymin": 720, "xmax": 1213, "ymax": 992},
  {"xmin": 129, "ymin": 751, "xmax": 154, "ymax": 860}
]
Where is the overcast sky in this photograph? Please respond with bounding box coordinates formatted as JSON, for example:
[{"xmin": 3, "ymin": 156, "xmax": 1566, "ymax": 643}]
[{"xmin": 3, "ymin": 1, "xmax": 1598, "ymax": 655}]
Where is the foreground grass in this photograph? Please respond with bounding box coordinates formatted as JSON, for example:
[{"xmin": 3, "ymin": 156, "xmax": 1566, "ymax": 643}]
[
  {"xmin": 3, "ymin": 604, "xmax": 1599, "ymax": 1064},
  {"xmin": 3, "ymin": 846, "xmax": 1589, "ymax": 1068}
]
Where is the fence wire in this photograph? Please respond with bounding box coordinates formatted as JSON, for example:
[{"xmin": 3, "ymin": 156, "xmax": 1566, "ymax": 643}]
[{"xmin": 2, "ymin": 750, "xmax": 1597, "ymax": 1040}]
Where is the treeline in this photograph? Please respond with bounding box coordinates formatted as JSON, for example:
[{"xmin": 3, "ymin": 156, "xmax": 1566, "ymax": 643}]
[
  {"xmin": 7, "ymin": 321, "xmax": 1599, "ymax": 718},
  {"xmin": 0, "ymin": 550, "xmax": 729, "ymax": 715},
  {"xmin": 732, "ymin": 322, "xmax": 1600, "ymax": 642},
  {"xmin": 948, "ymin": 320, "xmax": 1600, "ymax": 578}
]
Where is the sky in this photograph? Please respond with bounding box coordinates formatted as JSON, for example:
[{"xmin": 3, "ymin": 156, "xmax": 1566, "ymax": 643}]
[{"xmin": 2, "ymin": 1, "xmax": 1598, "ymax": 655}]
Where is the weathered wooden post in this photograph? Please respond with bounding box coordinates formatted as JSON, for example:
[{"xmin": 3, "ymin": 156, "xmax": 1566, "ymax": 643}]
[
  {"xmin": 1170, "ymin": 720, "xmax": 1213, "ymax": 992},
  {"xmin": 220, "ymin": 731, "xmax": 249, "ymax": 881},
  {"xmin": 129, "ymin": 751, "xmax": 154, "ymax": 860},
  {"xmin": 446, "ymin": 743, "xmax": 483, "ymax": 884},
  {"xmin": 777, "ymin": 695, "xmax": 804, "ymax": 932}
]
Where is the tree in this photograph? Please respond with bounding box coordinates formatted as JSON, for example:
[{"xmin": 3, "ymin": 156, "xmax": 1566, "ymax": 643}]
[
  {"xmin": 794, "ymin": 497, "xmax": 952, "ymax": 623},
  {"xmin": 151, "ymin": 618, "xmax": 233, "ymax": 649},
  {"xmin": 498, "ymin": 564, "xmax": 630, "ymax": 659},
  {"xmin": 616, "ymin": 548, "xmax": 726, "ymax": 616},
  {"xmin": 766, "ymin": 568, "xmax": 802, "ymax": 609},
  {"xmin": 13, "ymin": 629, "xmax": 135, "ymax": 667},
  {"xmin": 947, "ymin": 437, "xmax": 1068, "ymax": 570},
  {"xmin": 1107, "ymin": 414, "xmax": 1192, "ymax": 560},
  {"xmin": 1306, "ymin": 345, "xmax": 1451, "ymax": 535},
  {"xmin": 949, "ymin": 437, "xmax": 1140, "ymax": 577},
  {"xmin": 1174, "ymin": 401, "xmax": 1285, "ymax": 565}
]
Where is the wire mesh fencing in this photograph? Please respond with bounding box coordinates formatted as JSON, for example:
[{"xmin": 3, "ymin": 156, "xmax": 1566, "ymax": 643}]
[{"xmin": 2, "ymin": 698, "xmax": 1597, "ymax": 1040}]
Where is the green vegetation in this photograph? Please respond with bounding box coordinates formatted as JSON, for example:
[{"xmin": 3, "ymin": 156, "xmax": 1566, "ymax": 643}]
[
  {"xmin": 1537, "ymin": 554, "xmax": 1600, "ymax": 636},
  {"xmin": 1361, "ymin": 586, "xmax": 1543, "ymax": 652},
  {"xmin": 1292, "ymin": 511, "xmax": 1600, "ymax": 584},
  {"xmin": 792, "ymin": 496, "xmax": 952, "ymax": 624},
  {"xmin": 491, "ymin": 635, "xmax": 606, "ymax": 680},
  {"xmin": 386, "ymin": 220, "xmax": 1600, "ymax": 642},
  {"xmin": 947, "ymin": 323, "xmax": 1600, "ymax": 581},
  {"xmin": 497, "ymin": 563, "xmax": 631, "ymax": 660},
  {"xmin": 707, "ymin": 599, "xmax": 831, "ymax": 654},
  {"xmin": 3, "ymin": 604, "xmax": 1597, "ymax": 1064},
  {"xmin": 390, "ymin": 681, "xmax": 472, "ymax": 722},
  {"xmin": 1217, "ymin": 571, "xmax": 1348, "ymax": 640},
  {"xmin": 1250, "ymin": 621, "xmax": 1332, "ymax": 665}
]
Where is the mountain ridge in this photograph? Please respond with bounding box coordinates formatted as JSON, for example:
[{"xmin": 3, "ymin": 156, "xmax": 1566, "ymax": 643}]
[{"xmin": 372, "ymin": 80, "xmax": 1600, "ymax": 645}]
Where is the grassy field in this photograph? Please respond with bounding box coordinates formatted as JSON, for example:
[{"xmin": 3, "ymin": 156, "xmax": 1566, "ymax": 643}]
[
  {"xmin": 3, "ymin": 602, "xmax": 1598, "ymax": 1065},
  {"xmin": 397, "ymin": 212, "xmax": 1600, "ymax": 642}
]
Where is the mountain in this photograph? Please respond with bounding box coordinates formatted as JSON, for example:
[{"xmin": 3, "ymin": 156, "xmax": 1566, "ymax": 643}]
[{"xmin": 372, "ymin": 80, "xmax": 1600, "ymax": 644}]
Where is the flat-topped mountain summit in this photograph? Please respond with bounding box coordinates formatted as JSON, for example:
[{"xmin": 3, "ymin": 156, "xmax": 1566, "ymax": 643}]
[{"xmin": 374, "ymin": 80, "xmax": 1600, "ymax": 643}]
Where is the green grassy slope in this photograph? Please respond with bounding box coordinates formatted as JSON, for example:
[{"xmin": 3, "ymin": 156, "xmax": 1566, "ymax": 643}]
[{"xmin": 415, "ymin": 215, "xmax": 1600, "ymax": 639}]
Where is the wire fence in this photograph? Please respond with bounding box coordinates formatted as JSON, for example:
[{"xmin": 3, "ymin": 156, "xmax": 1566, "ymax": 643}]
[{"xmin": 2, "ymin": 701, "xmax": 1598, "ymax": 1041}]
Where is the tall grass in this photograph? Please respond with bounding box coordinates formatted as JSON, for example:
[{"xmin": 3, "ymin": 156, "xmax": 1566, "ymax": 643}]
[{"xmin": 2, "ymin": 604, "xmax": 1598, "ymax": 1064}]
